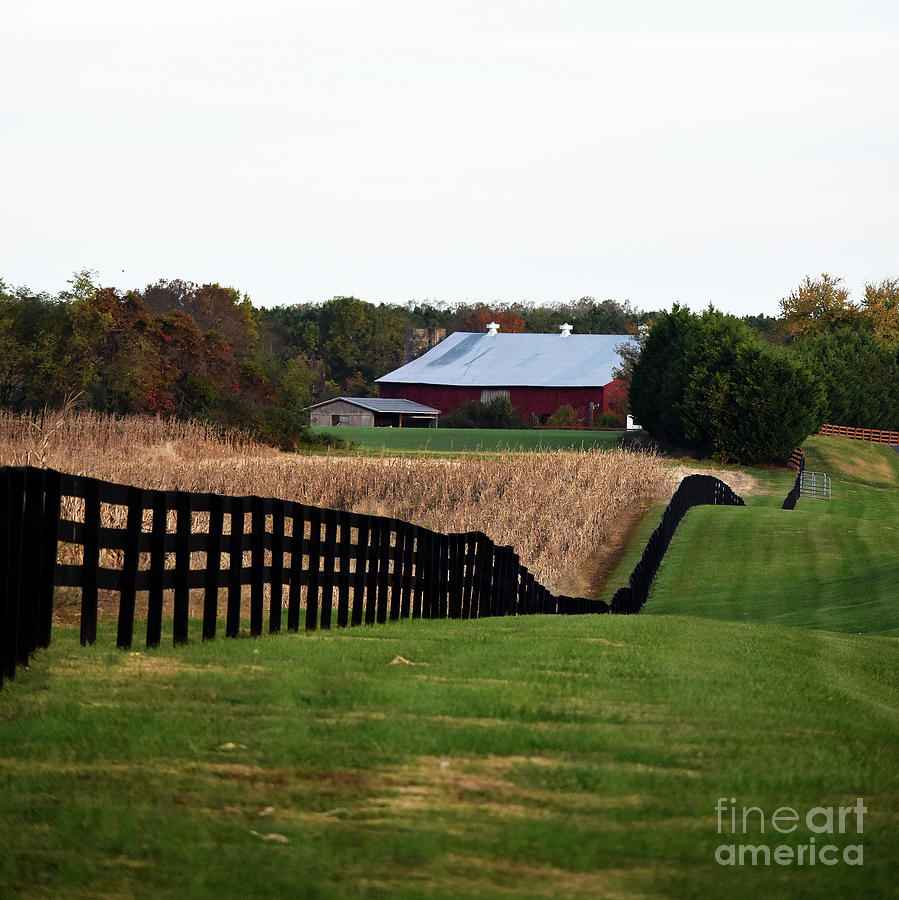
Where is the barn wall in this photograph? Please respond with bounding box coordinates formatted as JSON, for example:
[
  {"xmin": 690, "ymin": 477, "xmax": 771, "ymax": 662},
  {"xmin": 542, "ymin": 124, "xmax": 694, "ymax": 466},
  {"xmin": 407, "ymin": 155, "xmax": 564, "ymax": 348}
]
[
  {"xmin": 602, "ymin": 379, "xmax": 629, "ymax": 415},
  {"xmin": 509, "ymin": 387, "xmax": 605, "ymax": 420},
  {"xmin": 331, "ymin": 413, "xmax": 375, "ymax": 426},
  {"xmin": 378, "ymin": 383, "xmax": 481, "ymax": 413},
  {"xmin": 310, "ymin": 400, "xmax": 376, "ymax": 427},
  {"xmin": 378, "ymin": 382, "xmax": 610, "ymax": 422}
]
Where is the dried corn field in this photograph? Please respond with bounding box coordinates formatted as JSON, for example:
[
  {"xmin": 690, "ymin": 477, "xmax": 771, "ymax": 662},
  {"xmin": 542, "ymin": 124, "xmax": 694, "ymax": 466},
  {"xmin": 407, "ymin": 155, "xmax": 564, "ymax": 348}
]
[{"xmin": 2, "ymin": 409, "xmax": 688, "ymax": 595}]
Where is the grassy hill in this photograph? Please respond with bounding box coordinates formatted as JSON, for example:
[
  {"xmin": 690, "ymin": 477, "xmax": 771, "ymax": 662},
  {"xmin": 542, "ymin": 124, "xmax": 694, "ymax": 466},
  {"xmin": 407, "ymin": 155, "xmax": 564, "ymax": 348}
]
[
  {"xmin": 1, "ymin": 616, "xmax": 895, "ymax": 899},
  {"xmin": 1, "ymin": 433, "xmax": 896, "ymax": 898},
  {"xmin": 641, "ymin": 437, "xmax": 899, "ymax": 635}
]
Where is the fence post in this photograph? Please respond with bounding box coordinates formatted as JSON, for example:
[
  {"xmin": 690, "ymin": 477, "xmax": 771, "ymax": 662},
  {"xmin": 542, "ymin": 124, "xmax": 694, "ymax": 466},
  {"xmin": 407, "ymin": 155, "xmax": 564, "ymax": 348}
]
[
  {"xmin": 365, "ymin": 517, "xmax": 381, "ymax": 625},
  {"xmin": 336, "ymin": 512, "xmax": 352, "ymax": 628},
  {"xmin": 37, "ymin": 468, "xmax": 62, "ymax": 650},
  {"xmin": 147, "ymin": 491, "xmax": 167, "ymax": 648},
  {"xmin": 116, "ymin": 484, "xmax": 143, "ymax": 650},
  {"xmin": 80, "ymin": 476, "xmax": 100, "ymax": 647},
  {"xmin": 509, "ymin": 550, "xmax": 522, "ymax": 615},
  {"xmin": 493, "ymin": 546, "xmax": 509, "ymax": 617},
  {"xmin": 227, "ymin": 496, "xmax": 246, "ymax": 639},
  {"xmin": 438, "ymin": 533, "xmax": 450, "ymax": 619},
  {"xmin": 400, "ymin": 523, "xmax": 415, "ymax": 620},
  {"xmin": 415, "ymin": 528, "xmax": 437, "ymax": 619},
  {"xmin": 287, "ymin": 502, "xmax": 305, "ymax": 632},
  {"xmin": 205, "ymin": 492, "xmax": 224, "ymax": 641},
  {"xmin": 269, "ymin": 502, "xmax": 287, "ymax": 625},
  {"xmin": 250, "ymin": 496, "xmax": 266, "ymax": 637},
  {"xmin": 448, "ymin": 533, "xmax": 464, "ymax": 619},
  {"xmin": 423, "ymin": 529, "xmax": 440, "ymax": 618},
  {"xmin": 475, "ymin": 533, "xmax": 493, "ymax": 618},
  {"xmin": 494, "ymin": 547, "xmax": 508, "ymax": 616},
  {"xmin": 306, "ymin": 505, "xmax": 322, "ymax": 632},
  {"xmin": 461, "ymin": 533, "xmax": 476, "ymax": 619},
  {"xmin": 351, "ymin": 519, "xmax": 369, "ymax": 627},
  {"xmin": 0, "ymin": 468, "xmax": 9, "ymax": 687},
  {"xmin": 411, "ymin": 527, "xmax": 425, "ymax": 619},
  {"xmin": 389, "ymin": 522, "xmax": 405, "ymax": 622},
  {"xmin": 320, "ymin": 508, "xmax": 338, "ymax": 631},
  {"xmin": 516, "ymin": 564, "xmax": 527, "ymax": 615},
  {"xmin": 21, "ymin": 468, "xmax": 46, "ymax": 661},
  {"xmin": 173, "ymin": 491, "xmax": 192, "ymax": 645},
  {"xmin": 375, "ymin": 520, "xmax": 391, "ymax": 624},
  {"xmin": 2, "ymin": 468, "xmax": 25, "ymax": 680}
]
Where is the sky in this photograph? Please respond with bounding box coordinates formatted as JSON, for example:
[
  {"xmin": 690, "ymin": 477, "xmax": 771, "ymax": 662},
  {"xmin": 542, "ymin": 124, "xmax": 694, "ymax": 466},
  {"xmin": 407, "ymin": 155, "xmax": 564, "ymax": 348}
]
[{"xmin": 2, "ymin": 1, "xmax": 897, "ymax": 318}]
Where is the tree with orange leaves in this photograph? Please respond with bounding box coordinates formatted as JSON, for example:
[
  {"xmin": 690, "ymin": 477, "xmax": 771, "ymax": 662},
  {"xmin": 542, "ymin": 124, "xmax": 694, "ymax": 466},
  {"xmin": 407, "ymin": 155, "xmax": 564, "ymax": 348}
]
[
  {"xmin": 862, "ymin": 277, "xmax": 899, "ymax": 342},
  {"xmin": 779, "ymin": 274, "xmax": 865, "ymax": 337},
  {"xmin": 458, "ymin": 304, "xmax": 527, "ymax": 333}
]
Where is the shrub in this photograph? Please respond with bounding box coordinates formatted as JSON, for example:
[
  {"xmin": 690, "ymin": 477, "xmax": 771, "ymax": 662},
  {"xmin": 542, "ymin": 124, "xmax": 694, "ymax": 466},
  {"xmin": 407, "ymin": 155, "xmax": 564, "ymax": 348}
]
[
  {"xmin": 439, "ymin": 397, "xmax": 530, "ymax": 429},
  {"xmin": 631, "ymin": 306, "xmax": 824, "ymax": 464},
  {"xmin": 547, "ymin": 404, "xmax": 581, "ymax": 428},
  {"xmin": 593, "ymin": 412, "xmax": 624, "ymax": 428},
  {"xmin": 628, "ymin": 304, "xmax": 702, "ymax": 448},
  {"xmin": 793, "ymin": 329, "xmax": 899, "ymax": 429}
]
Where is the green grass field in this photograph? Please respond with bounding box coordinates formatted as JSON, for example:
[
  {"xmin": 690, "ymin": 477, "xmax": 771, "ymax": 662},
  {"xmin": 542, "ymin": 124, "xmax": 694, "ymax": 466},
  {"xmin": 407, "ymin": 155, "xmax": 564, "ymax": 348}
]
[
  {"xmin": 1, "ymin": 434, "xmax": 897, "ymax": 898},
  {"xmin": 643, "ymin": 437, "xmax": 899, "ymax": 635},
  {"xmin": 311, "ymin": 425, "xmax": 625, "ymax": 454},
  {"xmin": 1, "ymin": 616, "xmax": 895, "ymax": 899}
]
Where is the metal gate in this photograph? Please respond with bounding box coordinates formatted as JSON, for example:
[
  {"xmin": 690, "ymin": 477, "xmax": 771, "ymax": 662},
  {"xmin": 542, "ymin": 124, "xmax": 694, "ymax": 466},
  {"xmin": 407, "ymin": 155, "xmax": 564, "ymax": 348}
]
[{"xmin": 800, "ymin": 470, "xmax": 831, "ymax": 500}]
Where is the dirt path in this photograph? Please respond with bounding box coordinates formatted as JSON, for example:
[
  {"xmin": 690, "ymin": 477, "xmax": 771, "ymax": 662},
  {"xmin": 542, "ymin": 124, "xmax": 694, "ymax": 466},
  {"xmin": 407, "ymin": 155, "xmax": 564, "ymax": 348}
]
[{"xmin": 579, "ymin": 502, "xmax": 656, "ymax": 599}]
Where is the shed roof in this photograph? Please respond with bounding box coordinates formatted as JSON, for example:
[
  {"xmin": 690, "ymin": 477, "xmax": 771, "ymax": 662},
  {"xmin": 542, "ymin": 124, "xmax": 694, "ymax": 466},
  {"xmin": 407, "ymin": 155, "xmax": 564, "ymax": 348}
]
[
  {"xmin": 306, "ymin": 397, "xmax": 440, "ymax": 414},
  {"xmin": 376, "ymin": 332, "xmax": 636, "ymax": 388}
]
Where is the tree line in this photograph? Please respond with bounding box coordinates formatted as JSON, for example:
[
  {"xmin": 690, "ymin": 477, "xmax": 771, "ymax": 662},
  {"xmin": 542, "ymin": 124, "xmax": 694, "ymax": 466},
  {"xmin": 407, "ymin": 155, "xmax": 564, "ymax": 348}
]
[
  {"xmin": 627, "ymin": 274, "xmax": 899, "ymax": 464},
  {"xmin": 2, "ymin": 270, "xmax": 896, "ymax": 458},
  {"xmin": 0, "ymin": 273, "xmax": 655, "ymax": 447}
]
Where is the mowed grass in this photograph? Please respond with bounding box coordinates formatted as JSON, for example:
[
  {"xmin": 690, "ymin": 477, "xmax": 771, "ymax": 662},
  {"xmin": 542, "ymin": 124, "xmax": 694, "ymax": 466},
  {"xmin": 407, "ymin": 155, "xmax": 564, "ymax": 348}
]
[
  {"xmin": 311, "ymin": 425, "xmax": 624, "ymax": 454},
  {"xmin": 644, "ymin": 437, "xmax": 899, "ymax": 634},
  {"xmin": 1, "ymin": 615, "xmax": 896, "ymax": 899}
]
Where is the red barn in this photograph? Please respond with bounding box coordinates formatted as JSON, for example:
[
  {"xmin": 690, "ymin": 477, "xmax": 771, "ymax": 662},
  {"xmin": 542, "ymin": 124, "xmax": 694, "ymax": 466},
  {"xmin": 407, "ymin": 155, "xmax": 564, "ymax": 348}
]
[{"xmin": 377, "ymin": 323, "xmax": 634, "ymax": 425}]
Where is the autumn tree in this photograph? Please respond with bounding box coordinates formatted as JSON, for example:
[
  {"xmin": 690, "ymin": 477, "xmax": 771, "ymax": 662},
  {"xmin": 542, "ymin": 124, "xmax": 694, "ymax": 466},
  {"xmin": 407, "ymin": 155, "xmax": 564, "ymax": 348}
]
[
  {"xmin": 62, "ymin": 272, "xmax": 166, "ymax": 413},
  {"xmin": 779, "ymin": 274, "xmax": 865, "ymax": 338},
  {"xmin": 457, "ymin": 304, "xmax": 527, "ymax": 333},
  {"xmin": 862, "ymin": 277, "xmax": 899, "ymax": 342}
]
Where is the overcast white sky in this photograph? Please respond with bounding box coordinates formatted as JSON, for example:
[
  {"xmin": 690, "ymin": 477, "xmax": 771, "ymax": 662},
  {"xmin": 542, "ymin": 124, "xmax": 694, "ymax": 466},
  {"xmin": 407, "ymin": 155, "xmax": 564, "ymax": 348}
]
[{"xmin": 2, "ymin": 1, "xmax": 897, "ymax": 317}]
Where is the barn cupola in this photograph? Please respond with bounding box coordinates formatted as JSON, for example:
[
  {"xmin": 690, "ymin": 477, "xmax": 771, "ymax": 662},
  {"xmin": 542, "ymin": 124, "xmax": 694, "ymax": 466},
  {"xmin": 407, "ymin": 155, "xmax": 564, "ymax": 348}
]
[
  {"xmin": 485, "ymin": 322, "xmax": 500, "ymax": 335},
  {"xmin": 559, "ymin": 323, "xmax": 573, "ymax": 336}
]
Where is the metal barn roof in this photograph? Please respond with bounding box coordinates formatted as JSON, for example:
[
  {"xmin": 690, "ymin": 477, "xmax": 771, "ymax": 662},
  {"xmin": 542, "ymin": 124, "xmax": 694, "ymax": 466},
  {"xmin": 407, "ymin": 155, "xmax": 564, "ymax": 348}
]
[
  {"xmin": 376, "ymin": 332, "xmax": 636, "ymax": 388},
  {"xmin": 306, "ymin": 397, "xmax": 440, "ymax": 414}
]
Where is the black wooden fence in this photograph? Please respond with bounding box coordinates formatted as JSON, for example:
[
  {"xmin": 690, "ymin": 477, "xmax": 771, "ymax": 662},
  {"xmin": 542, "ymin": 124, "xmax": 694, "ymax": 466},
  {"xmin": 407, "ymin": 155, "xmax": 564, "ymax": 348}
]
[
  {"xmin": 610, "ymin": 474, "xmax": 745, "ymax": 614},
  {"xmin": 1, "ymin": 466, "xmax": 608, "ymax": 688},
  {"xmin": 782, "ymin": 450, "xmax": 806, "ymax": 510}
]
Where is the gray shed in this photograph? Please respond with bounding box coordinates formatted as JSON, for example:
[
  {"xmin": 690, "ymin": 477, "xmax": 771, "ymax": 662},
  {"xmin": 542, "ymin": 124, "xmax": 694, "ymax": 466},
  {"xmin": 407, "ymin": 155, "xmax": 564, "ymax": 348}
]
[{"xmin": 307, "ymin": 397, "xmax": 440, "ymax": 428}]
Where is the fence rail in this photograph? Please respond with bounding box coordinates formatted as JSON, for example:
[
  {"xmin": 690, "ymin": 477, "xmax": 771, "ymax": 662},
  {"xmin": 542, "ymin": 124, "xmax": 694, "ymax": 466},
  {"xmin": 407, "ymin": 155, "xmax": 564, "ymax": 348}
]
[
  {"xmin": 818, "ymin": 424, "xmax": 899, "ymax": 445},
  {"xmin": 610, "ymin": 475, "xmax": 745, "ymax": 614},
  {"xmin": 1, "ymin": 466, "xmax": 607, "ymax": 689}
]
